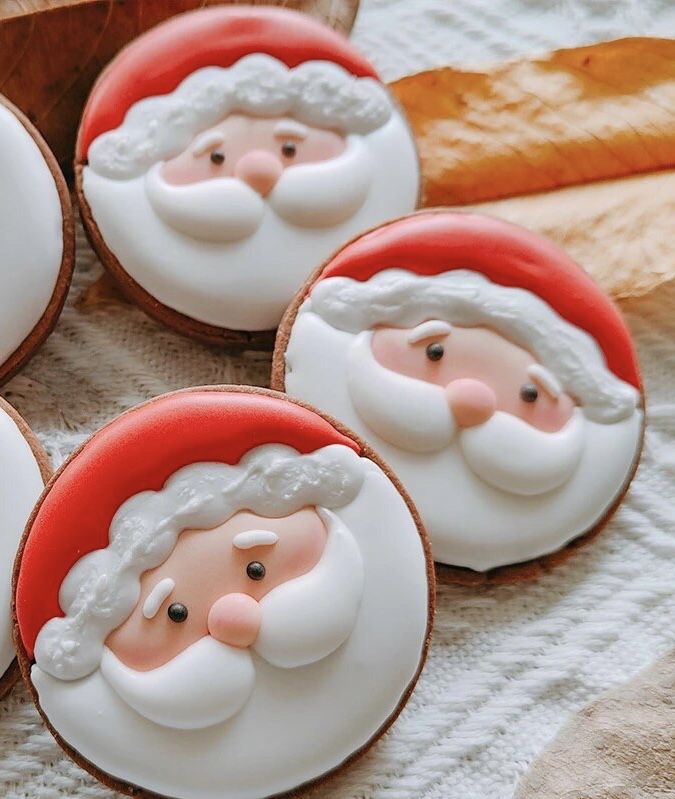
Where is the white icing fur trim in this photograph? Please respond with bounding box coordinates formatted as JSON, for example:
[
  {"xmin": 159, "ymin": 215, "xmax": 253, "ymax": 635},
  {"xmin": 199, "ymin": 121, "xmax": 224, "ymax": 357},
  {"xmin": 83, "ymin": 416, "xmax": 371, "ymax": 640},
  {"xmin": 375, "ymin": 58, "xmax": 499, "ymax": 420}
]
[
  {"xmin": 87, "ymin": 55, "xmax": 393, "ymax": 179},
  {"xmin": 232, "ymin": 529, "xmax": 279, "ymax": 549},
  {"xmin": 307, "ymin": 269, "xmax": 639, "ymax": 423},
  {"xmin": 33, "ymin": 443, "xmax": 365, "ymax": 680}
]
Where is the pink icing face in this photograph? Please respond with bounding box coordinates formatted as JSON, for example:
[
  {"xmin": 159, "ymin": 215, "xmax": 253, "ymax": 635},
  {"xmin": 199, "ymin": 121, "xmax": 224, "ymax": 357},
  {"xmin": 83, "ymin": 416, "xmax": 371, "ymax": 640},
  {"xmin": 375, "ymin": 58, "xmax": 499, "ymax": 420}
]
[
  {"xmin": 161, "ymin": 114, "xmax": 347, "ymax": 195},
  {"xmin": 371, "ymin": 324, "xmax": 576, "ymax": 433},
  {"xmin": 105, "ymin": 507, "xmax": 327, "ymax": 671}
]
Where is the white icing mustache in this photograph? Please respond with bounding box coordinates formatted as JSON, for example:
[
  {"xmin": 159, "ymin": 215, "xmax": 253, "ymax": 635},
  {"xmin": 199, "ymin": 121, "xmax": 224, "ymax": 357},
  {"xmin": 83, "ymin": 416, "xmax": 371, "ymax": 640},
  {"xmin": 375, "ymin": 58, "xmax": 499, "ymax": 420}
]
[
  {"xmin": 459, "ymin": 410, "xmax": 585, "ymax": 496},
  {"xmin": 100, "ymin": 512, "xmax": 364, "ymax": 730},
  {"xmin": 145, "ymin": 164, "xmax": 265, "ymax": 243},
  {"xmin": 144, "ymin": 137, "xmax": 372, "ymax": 244},
  {"xmin": 347, "ymin": 332, "xmax": 585, "ymax": 496},
  {"xmin": 266, "ymin": 136, "xmax": 372, "ymax": 228},
  {"xmin": 100, "ymin": 635, "xmax": 255, "ymax": 730},
  {"xmin": 347, "ymin": 332, "xmax": 455, "ymax": 453}
]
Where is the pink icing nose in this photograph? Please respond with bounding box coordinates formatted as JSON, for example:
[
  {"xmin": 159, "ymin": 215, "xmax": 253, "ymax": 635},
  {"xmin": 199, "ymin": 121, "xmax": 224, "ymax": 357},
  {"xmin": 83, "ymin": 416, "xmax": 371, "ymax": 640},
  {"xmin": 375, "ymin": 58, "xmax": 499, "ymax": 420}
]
[
  {"xmin": 446, "ymin": 378, "xmax": 497, "ymax": 428},
  {"xmin": 234, "ymin": 150, "xmax": 283, "ymax": 196},
  {"xmin": 207, "ymin": 593, "xmax": 262, "ymax": 648}
]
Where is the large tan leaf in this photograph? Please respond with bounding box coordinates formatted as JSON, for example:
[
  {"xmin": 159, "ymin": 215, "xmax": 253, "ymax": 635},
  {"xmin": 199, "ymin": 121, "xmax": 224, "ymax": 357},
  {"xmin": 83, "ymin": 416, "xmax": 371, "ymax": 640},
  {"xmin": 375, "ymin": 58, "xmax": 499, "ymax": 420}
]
[
  {"xmin": 391, "ymin": 38, "xmax": 675, "ymax": 298},
  {"xmin": 0, "ymin": 0, "xmax": 359, "ymax": 173}
]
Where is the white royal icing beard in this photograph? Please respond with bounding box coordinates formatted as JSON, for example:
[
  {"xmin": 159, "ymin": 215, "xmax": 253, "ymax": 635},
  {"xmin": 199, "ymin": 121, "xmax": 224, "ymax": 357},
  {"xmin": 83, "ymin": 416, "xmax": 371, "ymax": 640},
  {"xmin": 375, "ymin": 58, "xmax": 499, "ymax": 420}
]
[
  {"xmin": 100, "ymin": 511, "xmax": 364, "ymax": 730},
  {"xmin": 82, "ymin": 114, "xmax": 419, "ymax": 331},
  {"xmin": 284, "ymin": 311, "xmax": 644, "ymax": 571},
  {"xmin": 0, "ymin": 408, "xmax": 44, "ymax": 675},
  {"xmin": 0, "ymin": 105, "xmax": 63, "ymax": 367},
  {"xmin": 31, "ymin": 460, "xmax": 429, "ymax": 799}
]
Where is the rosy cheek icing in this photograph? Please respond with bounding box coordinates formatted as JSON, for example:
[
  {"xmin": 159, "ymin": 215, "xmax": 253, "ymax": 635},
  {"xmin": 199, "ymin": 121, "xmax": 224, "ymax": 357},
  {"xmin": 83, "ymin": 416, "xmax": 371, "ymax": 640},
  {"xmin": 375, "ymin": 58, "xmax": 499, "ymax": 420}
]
[
  {"xmin": 160, "ymin": 115, "xmax": 346, "ymax": 187},
  {"xmin": 106, "ymin": 508, "xmax": 327, "ymax": 671},
  {"xmin": 372, "ymin": 325, "xmax": 576, "ymax": 433}
]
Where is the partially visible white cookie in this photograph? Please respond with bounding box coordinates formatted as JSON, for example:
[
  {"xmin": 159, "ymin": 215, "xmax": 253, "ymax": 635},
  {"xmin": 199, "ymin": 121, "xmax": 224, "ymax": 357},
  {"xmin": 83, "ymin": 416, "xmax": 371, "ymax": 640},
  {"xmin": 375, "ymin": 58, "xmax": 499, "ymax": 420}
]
[{"xmin": 0, "ymin": 96, "xmax": 74, "ymax": 385}]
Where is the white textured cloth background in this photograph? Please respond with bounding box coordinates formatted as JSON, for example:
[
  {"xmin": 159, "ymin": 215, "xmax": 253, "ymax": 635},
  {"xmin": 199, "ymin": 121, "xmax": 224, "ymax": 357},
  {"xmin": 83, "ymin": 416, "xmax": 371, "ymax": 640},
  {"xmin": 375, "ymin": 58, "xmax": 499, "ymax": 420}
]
[{"xmin": 2, "ymin": 1, "xmax": 675, "ymax": 797}]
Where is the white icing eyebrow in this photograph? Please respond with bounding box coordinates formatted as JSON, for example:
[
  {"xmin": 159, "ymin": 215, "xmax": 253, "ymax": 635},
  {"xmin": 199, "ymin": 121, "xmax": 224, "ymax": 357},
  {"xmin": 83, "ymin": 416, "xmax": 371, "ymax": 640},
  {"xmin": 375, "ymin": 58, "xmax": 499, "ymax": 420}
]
[
  {"xmin": 142, "ymin": 577, "xmax": 175, "ymax": 619},
  {"xmin": 273, "ymin": 120, "xmax": 309, "ymax": 140},
  {"xmin": 527, "ymin": 364, "xmax": 562, "ymax": 398},
  {"xmin": 192, "ymin": 131, "xmax": 225, "ymax": 157},
  {"xmin": 407, "ymin": 320, "xmax": 453, "ymax": 344},
  {"xmin": 233, "ymin": 529, "xmax": 279, "ymax": 550}
]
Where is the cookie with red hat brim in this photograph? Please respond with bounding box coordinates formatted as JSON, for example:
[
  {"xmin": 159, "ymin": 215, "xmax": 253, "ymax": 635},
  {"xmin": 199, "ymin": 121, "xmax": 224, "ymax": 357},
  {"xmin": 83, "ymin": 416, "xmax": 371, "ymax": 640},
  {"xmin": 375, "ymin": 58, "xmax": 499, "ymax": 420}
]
[
  {"xmin": 13, "ymin": 385, "xmax": 434, "ymax": 799},
  {"xmin": 75, "ymin": 6, "xmax": 420, "ymax": 350},
  {"xmin": 0, "ymin": 95, "xmax": 74, "ymax": 385},
  {"xmin": 0, "ymin": 397, "xmax": 50, "ymax": 697},
  {"xmin": 272, "ymin": 210, "xmax": 645, "ymax": 585}
]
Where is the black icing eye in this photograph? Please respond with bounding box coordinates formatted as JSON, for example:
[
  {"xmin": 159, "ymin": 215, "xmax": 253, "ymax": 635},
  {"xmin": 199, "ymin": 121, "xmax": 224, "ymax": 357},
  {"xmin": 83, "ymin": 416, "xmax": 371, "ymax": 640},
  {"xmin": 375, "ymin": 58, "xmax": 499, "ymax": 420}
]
[
  {"xmin": 281, "ymin": 141, "xmax": 297, "ymax": 158},
  {"xmin": 246, "ymin": 561, "xmax": 266, "ymax": 581},
  {"xmin": 425, "ymin": 342, "xmax": 444, "ymax": 362},
  {"xmin": 520, "ymin": 383, "xmax": 539, "ymax": 403},
  {"xmin": 167, "ymin": 603, "xmax": 188, "ymax": 623},
  {"xmin": 210, "ymin": 150, "xmax": 225, "ymax": 165}
]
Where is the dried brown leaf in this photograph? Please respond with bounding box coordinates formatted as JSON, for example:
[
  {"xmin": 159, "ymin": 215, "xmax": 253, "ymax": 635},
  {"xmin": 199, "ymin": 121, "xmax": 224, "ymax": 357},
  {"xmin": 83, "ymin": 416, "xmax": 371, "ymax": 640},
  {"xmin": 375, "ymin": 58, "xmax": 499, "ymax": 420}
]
[{"xmin": 391, "ymin": 37, "xmax": 675, "ymax": 298}]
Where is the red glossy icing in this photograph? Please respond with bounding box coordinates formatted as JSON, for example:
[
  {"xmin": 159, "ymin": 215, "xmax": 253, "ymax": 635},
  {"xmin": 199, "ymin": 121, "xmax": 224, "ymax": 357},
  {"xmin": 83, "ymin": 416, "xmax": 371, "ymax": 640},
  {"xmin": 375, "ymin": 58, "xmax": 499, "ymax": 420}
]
[
  {"xmin": 16, "ymin": 390, "xmax": 359, "ymax": 659},
  {"xmin": 77, "ymin": 7, "xmax": 379, "ymax": 160},
  {"xmin": 318, "ymin": 212, "xmax": 642, "ymax": 390}
]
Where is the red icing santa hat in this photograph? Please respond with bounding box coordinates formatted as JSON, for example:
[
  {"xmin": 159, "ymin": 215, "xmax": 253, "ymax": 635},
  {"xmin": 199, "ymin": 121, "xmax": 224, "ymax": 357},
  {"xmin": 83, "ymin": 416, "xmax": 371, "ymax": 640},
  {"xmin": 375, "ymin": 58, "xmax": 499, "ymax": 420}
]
[
  {"xmin": 310, "ymin": 211, "xmax": 642, "ymax": 392},
  {"xmin": 77, "ymin": 7, "xmax": 391, "ymax": 178},
  {"xmin": 16, "ymin": 389, "xmax": 360, "ymax": 661}
]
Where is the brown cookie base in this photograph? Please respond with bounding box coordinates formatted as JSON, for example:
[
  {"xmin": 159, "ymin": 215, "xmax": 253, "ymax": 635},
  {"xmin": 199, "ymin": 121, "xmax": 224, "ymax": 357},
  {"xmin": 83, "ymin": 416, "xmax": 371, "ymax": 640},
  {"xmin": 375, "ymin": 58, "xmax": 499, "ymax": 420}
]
[
  {"xmin": 12, "ymin": 384, "xmax": 435, "ymax": 799},
  {"xmin": 0, "ymin": 95, "xmax": 75, "ymax": 386},
  {"xmin": 0, "ymin": 395, "xmax": 51, "ymax": 698},
  {"xmin": 74, "ymin": 164, "xmax": 276, "ymax": 352},
  {"xmin": 270, "ymin": 207, "xmax": 646, "ymax": 586}
]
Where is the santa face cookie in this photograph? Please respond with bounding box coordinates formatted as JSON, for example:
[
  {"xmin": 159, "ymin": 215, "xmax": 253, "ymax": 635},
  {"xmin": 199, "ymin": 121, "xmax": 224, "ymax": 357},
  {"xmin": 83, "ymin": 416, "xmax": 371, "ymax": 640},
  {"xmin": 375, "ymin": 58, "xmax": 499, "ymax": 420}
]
[
  {"xmin": 14, "ymin": 388, "xmax": 432, "ymax": 799},
  {"xmin": 0, "ymin": 96, "xmax": 73, "ymax": 384},
  {"xmin": 76, "ymin": 7, "xmax": 420, "ymax": 347},
  {"xmin": 0, "ymin": 398, "xmax": 49, "ymax": 694},
  {"xmin": 274, "ymin": 212, "xmax": 644, "ymax": 579}
]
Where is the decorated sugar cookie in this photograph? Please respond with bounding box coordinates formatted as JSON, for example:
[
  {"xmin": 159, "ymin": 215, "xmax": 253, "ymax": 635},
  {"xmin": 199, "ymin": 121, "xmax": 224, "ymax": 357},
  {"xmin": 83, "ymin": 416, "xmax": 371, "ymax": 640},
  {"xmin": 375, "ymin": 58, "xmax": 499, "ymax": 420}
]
[
  {"xmin": 0, "ymin": 397, "xmax": 49, "ymax": 695},
  {"xmin": 0, "ymin": 96, "xmax": 73, "ymax": 384},
  {"xmin": 273, "ymin": 212, "xmax": 644, "ymax": 580},
  {"xmin": 15, "ymin": 388, "xmax": 432, "ymax": 799},
  {"xmin": 75, "ymin": 7, "xmax": 420, "ymax": 347}
]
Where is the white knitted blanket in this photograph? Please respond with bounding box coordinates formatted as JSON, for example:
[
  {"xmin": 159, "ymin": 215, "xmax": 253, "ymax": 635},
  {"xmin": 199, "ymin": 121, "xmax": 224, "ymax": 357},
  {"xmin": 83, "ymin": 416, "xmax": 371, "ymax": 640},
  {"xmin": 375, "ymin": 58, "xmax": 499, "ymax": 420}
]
[{"xmin": 2, "ymin": 2, "xmax": 675, "ymax": 797}]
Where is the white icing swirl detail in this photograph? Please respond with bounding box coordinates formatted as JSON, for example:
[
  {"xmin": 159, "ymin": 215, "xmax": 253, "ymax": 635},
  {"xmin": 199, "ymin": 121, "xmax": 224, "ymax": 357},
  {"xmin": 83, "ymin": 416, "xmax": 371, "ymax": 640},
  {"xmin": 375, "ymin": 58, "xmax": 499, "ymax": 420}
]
[
  {"xmin": 33, "ymin": 443, "xmax": 365, "ymax": 681},
  {"xmin": 232, "ymin": 529, "xmax": 279, "ymax": 549},
  {"xmin": 307, "ymin": 269, "xmax": 639, "ymax": 423},
  {"xmin": 88, "ymin": 55, "xmax": 393, "ymax": 179},
  {"xmin": 141, "ymin": 578, "xmax": 175, "ymax": 619}
]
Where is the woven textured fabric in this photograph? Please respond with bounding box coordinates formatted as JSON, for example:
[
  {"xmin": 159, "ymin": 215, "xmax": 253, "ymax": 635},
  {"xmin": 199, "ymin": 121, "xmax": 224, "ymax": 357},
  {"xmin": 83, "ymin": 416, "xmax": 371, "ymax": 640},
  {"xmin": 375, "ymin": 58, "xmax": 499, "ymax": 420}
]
[{"xmin": 2, "ymin": 2, "xmax": 675, "ymax": 798}]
